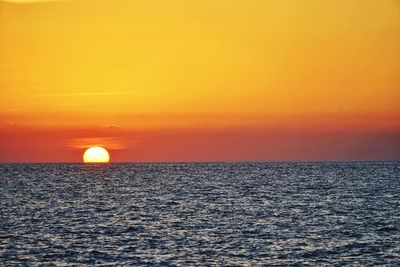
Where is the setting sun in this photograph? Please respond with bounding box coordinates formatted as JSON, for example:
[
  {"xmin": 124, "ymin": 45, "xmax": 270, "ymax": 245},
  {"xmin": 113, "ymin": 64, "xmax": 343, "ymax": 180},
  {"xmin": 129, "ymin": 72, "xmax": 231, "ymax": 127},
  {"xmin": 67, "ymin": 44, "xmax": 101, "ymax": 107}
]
[{"xmin": 83, "ymin": 147, "xmax": 110, "ymax": 163}]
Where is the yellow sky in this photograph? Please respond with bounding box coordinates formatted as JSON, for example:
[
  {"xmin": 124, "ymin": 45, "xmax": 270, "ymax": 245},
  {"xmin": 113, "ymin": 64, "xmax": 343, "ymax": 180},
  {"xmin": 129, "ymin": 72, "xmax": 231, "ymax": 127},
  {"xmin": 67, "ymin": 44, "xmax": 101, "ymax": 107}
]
[
  {"xmin": 2, "ymin": 0, "xmax": 399, "ymax": 123},
  {"xmin": 0, "ymin": 0, "xmax": 399, "ymax": 161}
]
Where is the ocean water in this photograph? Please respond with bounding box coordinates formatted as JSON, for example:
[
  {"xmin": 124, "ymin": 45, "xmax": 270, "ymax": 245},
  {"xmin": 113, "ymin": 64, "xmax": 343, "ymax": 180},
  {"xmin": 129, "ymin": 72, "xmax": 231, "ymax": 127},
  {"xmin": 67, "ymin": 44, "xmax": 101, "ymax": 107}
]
[{"xmin": 0, "ymin": 162, "xmax": 399, "ymax": 266}]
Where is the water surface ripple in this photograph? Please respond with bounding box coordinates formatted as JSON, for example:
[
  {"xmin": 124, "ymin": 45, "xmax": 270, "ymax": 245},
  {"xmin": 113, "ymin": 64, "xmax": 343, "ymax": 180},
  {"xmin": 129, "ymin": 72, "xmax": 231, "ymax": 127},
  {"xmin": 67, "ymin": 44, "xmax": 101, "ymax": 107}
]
[{"xmin": 1, "ymin": 162, "xmax": 399, "ymax": 266}]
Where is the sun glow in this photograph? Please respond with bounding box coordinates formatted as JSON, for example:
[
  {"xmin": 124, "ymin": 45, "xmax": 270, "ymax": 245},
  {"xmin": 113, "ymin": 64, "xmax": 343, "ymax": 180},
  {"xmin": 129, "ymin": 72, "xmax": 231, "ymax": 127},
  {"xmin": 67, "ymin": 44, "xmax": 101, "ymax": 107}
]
[{"xmin": 83, "ymin": 147, "xmax": 110, "ymax": 163}]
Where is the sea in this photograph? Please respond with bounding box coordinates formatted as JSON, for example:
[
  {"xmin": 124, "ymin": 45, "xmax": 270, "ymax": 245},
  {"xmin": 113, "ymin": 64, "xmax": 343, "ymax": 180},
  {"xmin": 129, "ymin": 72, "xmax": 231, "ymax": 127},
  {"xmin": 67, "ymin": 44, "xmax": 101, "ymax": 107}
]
[{"xmin": 0, "ymin": 162, "xmax": 399, "ymax": 266}]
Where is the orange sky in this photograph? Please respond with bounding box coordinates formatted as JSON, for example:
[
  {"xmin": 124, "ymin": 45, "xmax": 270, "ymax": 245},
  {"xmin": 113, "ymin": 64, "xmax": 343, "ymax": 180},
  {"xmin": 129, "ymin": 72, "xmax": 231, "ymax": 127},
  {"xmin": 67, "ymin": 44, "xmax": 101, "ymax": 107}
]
[{"xmin": 1, "ymin": 0, "xmax": 399, "ymax": 162}]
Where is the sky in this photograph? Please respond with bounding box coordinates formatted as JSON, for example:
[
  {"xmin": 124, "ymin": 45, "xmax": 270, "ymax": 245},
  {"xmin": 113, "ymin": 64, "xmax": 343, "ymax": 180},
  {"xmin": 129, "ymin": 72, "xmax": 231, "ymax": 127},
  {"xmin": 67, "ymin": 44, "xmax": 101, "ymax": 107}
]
[{"xmin": 0, "ymin": 0, "xmax": 399, "ymax": 162}]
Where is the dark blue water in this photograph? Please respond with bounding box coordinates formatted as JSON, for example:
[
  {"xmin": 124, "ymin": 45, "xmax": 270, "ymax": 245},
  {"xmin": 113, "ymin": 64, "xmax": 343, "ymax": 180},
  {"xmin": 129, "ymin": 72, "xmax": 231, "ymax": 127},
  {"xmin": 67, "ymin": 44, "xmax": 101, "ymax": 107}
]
[{"xmin": 0, "ymin": 162, "xmax": 399, "ymax": 266}]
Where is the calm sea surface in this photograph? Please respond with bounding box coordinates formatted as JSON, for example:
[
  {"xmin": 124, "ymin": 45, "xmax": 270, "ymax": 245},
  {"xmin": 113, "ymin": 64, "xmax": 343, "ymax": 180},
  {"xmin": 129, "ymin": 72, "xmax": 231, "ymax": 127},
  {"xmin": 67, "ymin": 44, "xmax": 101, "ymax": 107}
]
[{"xmin": 0, "ymin": 162, "xmax": 399, "ymax": 266}]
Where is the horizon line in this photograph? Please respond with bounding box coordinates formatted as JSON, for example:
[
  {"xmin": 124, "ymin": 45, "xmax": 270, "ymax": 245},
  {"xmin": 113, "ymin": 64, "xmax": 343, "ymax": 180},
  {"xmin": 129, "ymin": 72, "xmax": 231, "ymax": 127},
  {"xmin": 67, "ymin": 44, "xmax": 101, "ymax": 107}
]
[{"xmin": 1, "ymin": 160, "xmax": 399, "ymax": 164}]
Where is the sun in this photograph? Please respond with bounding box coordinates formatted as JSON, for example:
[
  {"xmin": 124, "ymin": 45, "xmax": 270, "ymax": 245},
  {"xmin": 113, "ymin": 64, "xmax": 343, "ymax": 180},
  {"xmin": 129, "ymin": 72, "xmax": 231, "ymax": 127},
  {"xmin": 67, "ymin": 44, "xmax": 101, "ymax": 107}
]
[{"xmin": 83, "ymin": 147, "xmax": 110, "ymax": 163}]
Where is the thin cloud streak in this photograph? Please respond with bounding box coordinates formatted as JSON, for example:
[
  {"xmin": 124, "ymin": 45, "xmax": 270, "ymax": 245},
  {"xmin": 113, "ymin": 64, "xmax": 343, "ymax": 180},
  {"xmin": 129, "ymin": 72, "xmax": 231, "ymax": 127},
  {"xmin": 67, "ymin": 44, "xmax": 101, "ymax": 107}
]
[
  {"xmin": 3, "ymin": 0, "xmax": 77, "ymax": 3},
  {"xmin": 4, "ymin": 91, "xmax": 144, "ymax": 97}
]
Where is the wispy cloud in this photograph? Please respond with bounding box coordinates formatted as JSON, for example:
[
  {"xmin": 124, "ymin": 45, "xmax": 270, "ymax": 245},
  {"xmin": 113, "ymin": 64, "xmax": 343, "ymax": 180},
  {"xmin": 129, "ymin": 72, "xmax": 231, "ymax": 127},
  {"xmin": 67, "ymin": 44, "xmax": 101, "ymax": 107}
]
[
  {"xmin": 37, "ymin": 91, "xmax": 141, "ymax": 97},
  {"xmin": 70, "ymin": 137, "xmax": 127, "ymax": 150},
  {"xmin": 102, "ymin": 124, "xmax": 121, "ymax": 129},
  {"xmin": 3, "ymin": 0, "xmax": 76, "ymax": 3},
  {"xmin": 4, "ymin": 91, "xmax": 142, "ymax": 98}
]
